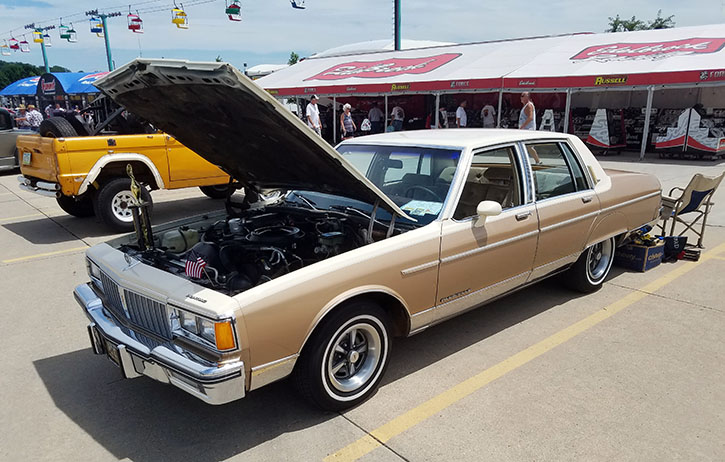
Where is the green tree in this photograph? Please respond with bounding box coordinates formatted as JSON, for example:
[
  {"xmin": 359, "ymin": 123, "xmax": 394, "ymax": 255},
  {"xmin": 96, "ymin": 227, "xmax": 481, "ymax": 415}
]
[
  {"xmin": 0, "ymin": 61, "xmax": 72, "ymax": 91},
  {"xmin": 606, "ymin": 10, "xmax": 675, "ymax": 32},
  {"xmin": 288, "ymin": 52, "xmax": 300, "ymax": 65}
]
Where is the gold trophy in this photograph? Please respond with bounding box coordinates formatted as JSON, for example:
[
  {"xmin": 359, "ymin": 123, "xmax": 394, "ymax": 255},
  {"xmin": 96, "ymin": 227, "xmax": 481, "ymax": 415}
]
[{"xmin": 126, "ymin": 164, "xmax": 154, "ymax": 250}]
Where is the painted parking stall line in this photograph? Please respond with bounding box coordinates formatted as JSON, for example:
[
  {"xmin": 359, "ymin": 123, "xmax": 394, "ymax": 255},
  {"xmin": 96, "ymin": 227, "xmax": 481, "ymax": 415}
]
[
  {"xmin": 325, "ymin": 242, "xmax": 725, "ymax": 462},
  {"xmin": 2, "ymin": 246, "xmax": 89, "ymax": 264}
]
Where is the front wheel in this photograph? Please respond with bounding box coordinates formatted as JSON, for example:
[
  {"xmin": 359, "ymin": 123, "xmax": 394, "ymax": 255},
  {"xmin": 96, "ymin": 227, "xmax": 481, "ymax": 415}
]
[
  {"xmin": 93, "ymin": 178, "xmax": 153, "ymax": 232},
  {"xmin": 56, "ymin": 194, "xmax": 95, "ymax": 217},
  {"xmin": 564, "ymin": 236, "xmax": 616, "ymax": 293},
  {"xmin": 199, "ymin": 184, "xmax": 231, "ymax": 199},
  {"xmin": 293, "ymin": 301, "xmax": 391, "ymax": 411}
]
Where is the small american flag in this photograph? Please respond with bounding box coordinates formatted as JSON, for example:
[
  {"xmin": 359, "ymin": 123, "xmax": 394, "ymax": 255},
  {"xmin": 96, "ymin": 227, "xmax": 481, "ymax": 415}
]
[{"xmin": 185, "ymin": 251, "xmax": 207, "ymax": 279}]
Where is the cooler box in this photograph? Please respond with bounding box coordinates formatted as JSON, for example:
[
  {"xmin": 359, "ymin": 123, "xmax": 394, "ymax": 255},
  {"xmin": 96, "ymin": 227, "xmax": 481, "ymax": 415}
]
[{"xmin": 614, "ymin": 243, "xmax": 665, "ymax": 272}]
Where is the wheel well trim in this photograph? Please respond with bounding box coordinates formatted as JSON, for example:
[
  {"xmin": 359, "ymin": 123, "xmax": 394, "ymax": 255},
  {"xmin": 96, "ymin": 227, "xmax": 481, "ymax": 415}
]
[
  {"xmin": 296, "ymin": 286, "xmax": 412, "ymax": 358},
  {"xmin": 78, "ymin": 153, "xmax": 165, "ymax": 195}
]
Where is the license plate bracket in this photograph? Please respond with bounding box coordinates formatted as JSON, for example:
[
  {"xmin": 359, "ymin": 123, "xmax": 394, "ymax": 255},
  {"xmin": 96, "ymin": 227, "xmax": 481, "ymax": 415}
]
[{"xmin": 105, "ymin": 339, "xmax": 120, "ymax": 366}]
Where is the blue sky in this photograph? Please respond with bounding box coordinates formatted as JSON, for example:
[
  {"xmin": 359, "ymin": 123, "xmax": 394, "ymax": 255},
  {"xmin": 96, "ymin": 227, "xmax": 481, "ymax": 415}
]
[{"xmin": 1, "ymin": 0, "xmax": 724, "ymax": 72}]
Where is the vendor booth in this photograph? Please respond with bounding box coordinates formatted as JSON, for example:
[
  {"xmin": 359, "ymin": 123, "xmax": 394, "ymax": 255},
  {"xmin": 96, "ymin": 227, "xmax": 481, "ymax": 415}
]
[
  {"xmin": 0, "ymin": 76, "xmax": 40, "ymax": 108},
  {"xmin": 259, "ymin": 24, "xmax": 725, "ymax": 159}
]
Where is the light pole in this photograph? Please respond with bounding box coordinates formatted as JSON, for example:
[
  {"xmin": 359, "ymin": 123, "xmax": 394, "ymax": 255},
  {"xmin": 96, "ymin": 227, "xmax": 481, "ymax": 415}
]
[
  {"xmin": 394, "ymin": 0, "xmax": 401, "ymax": 51},
  {"xmin": 86, "ymin": 10, "xmax": 122, "ymax": 72}
]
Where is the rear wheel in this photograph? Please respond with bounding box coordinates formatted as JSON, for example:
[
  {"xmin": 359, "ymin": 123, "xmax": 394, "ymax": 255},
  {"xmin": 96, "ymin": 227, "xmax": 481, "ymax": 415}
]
[
  {"xmin": 199, "ymin": 184, "xmax": 231, "ymax": 199},
  {"xmin": 293, "ymin": 301, "xmax": 391, "ymax": 411},
  {"xmin": 38, "ymin": 117, "xmax": 78, "ymax": 138},
  {"xmin": 564, "ymin": 236, "xmax": 616, "ymax": 293},
  {"xmin": 93, "ymin": 178, "xmax": 152, "ymax": 232},
  {"xmin": 56, "ymin": 194, "xmax": 95, "ymax": 217}
]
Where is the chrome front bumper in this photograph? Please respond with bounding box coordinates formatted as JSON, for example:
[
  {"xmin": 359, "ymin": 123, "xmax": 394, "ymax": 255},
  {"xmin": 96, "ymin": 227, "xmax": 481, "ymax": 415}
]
[{"xmin": 74, "ymin": 283, "xmax": 246, "ymax": 405}]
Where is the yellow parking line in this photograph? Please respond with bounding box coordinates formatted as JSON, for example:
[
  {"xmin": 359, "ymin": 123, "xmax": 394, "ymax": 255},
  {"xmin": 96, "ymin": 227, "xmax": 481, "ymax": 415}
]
[
  {"xmin": 325, "ymin": 242, "xmax": 725, "ymax": 462},
  {"xmin": 0, "ymin": 213, "xmax": 44, "ymax": 222},
  {"xmin": 2, "ymin": 246, "xmax": 88, "ymax": 264}
]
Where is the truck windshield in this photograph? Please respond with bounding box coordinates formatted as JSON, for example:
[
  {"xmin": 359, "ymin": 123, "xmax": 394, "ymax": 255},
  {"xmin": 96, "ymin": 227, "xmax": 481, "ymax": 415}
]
[{"xmin": 337, "ymin": 144, "xmax": 462, "ymax": 223}]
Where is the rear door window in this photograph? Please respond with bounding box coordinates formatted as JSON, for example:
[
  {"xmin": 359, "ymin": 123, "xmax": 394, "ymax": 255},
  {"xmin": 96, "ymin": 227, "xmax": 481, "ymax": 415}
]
[{"xmin": 527, "ymin": 142, "xmax": 587, "ymax": 200}]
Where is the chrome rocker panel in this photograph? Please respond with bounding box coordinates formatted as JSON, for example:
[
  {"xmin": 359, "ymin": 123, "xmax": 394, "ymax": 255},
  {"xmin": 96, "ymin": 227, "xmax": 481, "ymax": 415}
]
[{"xmin": 74, "ymin": 283, "xmax": 245, "ymax": 405}]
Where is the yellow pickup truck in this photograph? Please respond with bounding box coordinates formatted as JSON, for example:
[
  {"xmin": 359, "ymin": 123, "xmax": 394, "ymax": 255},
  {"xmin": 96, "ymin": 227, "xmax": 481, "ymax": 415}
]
[{"xmin": 17, "ymin": 124, "xmax": 230, "ymax": 231}]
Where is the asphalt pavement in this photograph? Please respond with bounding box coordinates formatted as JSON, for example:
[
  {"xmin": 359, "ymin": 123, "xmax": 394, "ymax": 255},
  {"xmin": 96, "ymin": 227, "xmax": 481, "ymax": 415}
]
[{"xmin": 0, "ymin": 154, "xmax": 723, "ymax": 462}]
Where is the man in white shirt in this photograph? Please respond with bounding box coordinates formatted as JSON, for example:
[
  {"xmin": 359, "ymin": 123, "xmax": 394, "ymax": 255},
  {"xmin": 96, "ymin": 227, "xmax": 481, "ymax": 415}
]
[
  {"xmin": 306, "ymin": 95, "xmax": 321, "ymax": 136},
  {"xmin": 391, "ymin": 105, "xmax": 404, "ymax": 131},
  {"xmin": 480, "ymin": 104, "xmax": 496, "ymax": 128},
  {"xmin": 456, "ymin": 101, "xmax": 467, "ymax": 128},
  {"xmin": 368, "ymin": 102, "xmax": 384, "ymax": 133}
]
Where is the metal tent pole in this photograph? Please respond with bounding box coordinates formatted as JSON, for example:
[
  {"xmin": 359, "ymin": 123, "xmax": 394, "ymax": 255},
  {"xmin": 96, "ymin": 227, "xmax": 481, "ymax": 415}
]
[
  {"xmin": 640, "ymin": 86, "xmax": 654, "ymax": 161},
  {"xmin": 333, "ymin": 97, "xmax": 337, "ymax": 144},
  {"xmin": 563, "ymin": 89, "xmax": 572, "ymax": 133},
  {"xmin": 434, "ymin": 93, "xmax": 440, "ymax": 129},
  {"xmin": 496, "ymin": 89, "xmax": 503, "ymax": 128},
  {"xmin": 385, "ymin": 95, "xmax": 389, "ymax": 130}
]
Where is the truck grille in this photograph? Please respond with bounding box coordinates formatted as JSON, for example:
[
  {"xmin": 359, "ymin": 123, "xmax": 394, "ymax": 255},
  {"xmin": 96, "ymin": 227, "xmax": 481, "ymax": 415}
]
[{"xmin": 99, "ymin": 271, "xmax": 172, "ymax": 339}]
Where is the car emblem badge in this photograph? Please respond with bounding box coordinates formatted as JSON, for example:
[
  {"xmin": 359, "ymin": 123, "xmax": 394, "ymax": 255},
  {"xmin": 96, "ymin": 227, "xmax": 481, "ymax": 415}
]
[{"xmin": 123, "ymin": 253, "xmax": 140, "ymax": 271}]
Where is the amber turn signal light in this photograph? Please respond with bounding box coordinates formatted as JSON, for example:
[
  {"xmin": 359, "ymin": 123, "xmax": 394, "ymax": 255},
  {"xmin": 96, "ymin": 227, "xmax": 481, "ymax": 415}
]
[{"xmin": 215, "ymin": 321, "xmax": 236, "ymax": 350}]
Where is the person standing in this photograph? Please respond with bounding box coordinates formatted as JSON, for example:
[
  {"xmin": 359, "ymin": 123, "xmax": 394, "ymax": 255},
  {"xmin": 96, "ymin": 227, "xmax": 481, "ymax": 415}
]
[
  {"xmin": 438, "ymin": 105, "xmax": 448, "ymax": 128},
  {"xmin": 26, "ymin": 104, "xmax": 43, "ymax": 131},
  {"xmin": 391, "ymin": 105, "xmax": 404, "ymax": 131},
  {"xmin": 456, "ymin": 100, "xmax": 467, "ymax": 128},
  {"xmin": 518, "ymin": 92, "xmax": 536, "ymax": 130},
  {"xmin": 340, "ymin": 103, "xmax": 356, "ymax": 139},
  {"xmin": 481, "ymin": 103, "xmax": 496, "ymax": 128},
  {"xmin": 15, "ymin": 105, "xmax": 30, "ymax": 129},
  {"xmin": 306, "ymin": 95, "xmax": 321, "ymax": 136},
  {"xmin": 368, "ymin": 102, "xmax": 384, "ymax": 133}
]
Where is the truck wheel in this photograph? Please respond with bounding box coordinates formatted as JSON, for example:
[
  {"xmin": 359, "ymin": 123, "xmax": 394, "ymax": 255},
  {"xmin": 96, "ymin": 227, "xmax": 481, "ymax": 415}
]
[
  {"xmin": 199, "ymin": 185, "xmax": 231, "ymax": 199},
  {"xmin": 56, "ymin": 195, "xmax": 95, "ymax": 217},
  {"xmin": 564, "ymin": 237, "xmax": 616, "ymax": 293},
  {"xmin": 38, "ymin": 117, "xmax": 78, "ymax": 138},
  {"xmin": 94, "ymin": 178, "xmax": 153, "ymax": 232},
  {"xmin": 293, "ymin": 301, "xmax": 391, "ymax": 411}
]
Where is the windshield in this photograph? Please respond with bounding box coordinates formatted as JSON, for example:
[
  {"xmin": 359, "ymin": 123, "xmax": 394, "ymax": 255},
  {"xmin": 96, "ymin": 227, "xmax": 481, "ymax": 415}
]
[{"xmin": 336, "ymin": 144, "xmax": 462, "ymax": 225}]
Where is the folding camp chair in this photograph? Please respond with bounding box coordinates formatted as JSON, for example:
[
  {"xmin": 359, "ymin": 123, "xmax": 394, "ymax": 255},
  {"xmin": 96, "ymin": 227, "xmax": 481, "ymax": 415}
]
[{"xmin": 659, "ymin": 171, "xmax": 725, "ymax": 248}]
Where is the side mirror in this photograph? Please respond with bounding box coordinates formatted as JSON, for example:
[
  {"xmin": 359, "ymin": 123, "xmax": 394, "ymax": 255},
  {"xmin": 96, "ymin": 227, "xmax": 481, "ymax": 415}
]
[{"xmin": 475, "ymin": 200, "xmax": 502, "ymax": 226}]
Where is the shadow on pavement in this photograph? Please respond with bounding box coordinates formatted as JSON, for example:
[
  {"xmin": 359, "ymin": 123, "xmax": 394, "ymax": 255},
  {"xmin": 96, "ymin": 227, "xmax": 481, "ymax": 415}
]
[
  {"xmin": 2, "ymin": 196, "xmax": 225, "ymax": 244},
  {"xmin": 33, "ymin": 277, "xmax": 592, "ymax": 461}
]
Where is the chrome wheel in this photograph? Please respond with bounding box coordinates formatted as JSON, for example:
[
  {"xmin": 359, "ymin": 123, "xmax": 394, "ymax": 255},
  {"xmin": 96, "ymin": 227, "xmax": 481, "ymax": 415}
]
[
  {"xmin": 110, "ymin": 190, "xmax": 135, "ymax": 223},
  {"xmin": 322, "ymin": 315, "xmax": 387, "ymax": 400},
  {"xmin": 586, "ymin": 238, "xmax": 614, "ymax": 283}
]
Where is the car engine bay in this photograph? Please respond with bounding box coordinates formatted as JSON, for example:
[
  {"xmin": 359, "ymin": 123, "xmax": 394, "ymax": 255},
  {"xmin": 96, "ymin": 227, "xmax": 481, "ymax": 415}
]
[{"xmin": 119, "ymin": 202, "xmax": 410, "ymax": 296}]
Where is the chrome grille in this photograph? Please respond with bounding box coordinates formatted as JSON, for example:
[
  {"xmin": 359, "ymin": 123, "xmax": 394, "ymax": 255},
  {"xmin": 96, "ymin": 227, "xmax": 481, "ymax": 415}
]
[{"xmin": 99, "ymin": 271, "xmax": 171, "ymax": 339}]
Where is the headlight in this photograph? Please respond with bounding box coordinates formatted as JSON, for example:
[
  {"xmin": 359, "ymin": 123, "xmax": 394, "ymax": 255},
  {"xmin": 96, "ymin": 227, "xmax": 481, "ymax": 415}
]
[
  {"xmin": 172, "ymin": 307, "xmax": 237, "ymax": 351},
  {"xmin": 86, "ymin": 258, "xmax": 103, "ymax": 291}
]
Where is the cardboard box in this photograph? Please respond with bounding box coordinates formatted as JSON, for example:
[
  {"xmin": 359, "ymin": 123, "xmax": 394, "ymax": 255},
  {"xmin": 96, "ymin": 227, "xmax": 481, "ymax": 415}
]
[{"xmin": 614, "ymin": 243, "xmax": 665, "ymax": 272}]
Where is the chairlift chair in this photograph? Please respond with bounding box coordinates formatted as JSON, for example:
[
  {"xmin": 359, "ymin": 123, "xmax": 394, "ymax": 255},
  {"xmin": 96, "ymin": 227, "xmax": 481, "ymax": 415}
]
[
  {"xmin": 19, "ymin": 36, "xmax": 30, "ymax": 53},
  {"xmin": 127, "ymin": 13, "xmax": 144, "ymax": 33},
  {"xmin": 33, "ymin": 30, "xmax": 44, "ymax": 43},
  {"xmin": 1, "ymin": 41, "xmax": 10, "ymax": 56},
  {"xmin": 90, "ymin": 18, "xmax": 104, "ymax": 34},
  {"xmin": 43, "ymin": 32, "xmax": 52, "ymax": 47},
  {"xmin": 290, "ymin": 0, "xmax": 306, "ymax": 9},
  {"xmin": 66, "ymin": 25, "xmax": 78, "ymax": 43},
  {"xmin": 225, "ymin": 2, "xmax": 242, "ymax": 21},
  {"xmin": 172, "ymin": 6, "xmax": 189, "ymax": 29},
  {"xmin": 59, "ymin": 23, "xmax": 71, "ymax": 40},
  {"xmin": 8, "ymin": 38, "xmax": 19, "ymax": 51},
  {"xmin": 659, "ymin": 171, "xmax": 725, "ymax": 248}
]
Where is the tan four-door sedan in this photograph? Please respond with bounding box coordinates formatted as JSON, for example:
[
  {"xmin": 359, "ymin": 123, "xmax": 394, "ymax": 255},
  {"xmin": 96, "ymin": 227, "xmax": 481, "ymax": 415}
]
[{"xmin": 75, "ymin": 60, "xmax": 662, "ymax": 409}]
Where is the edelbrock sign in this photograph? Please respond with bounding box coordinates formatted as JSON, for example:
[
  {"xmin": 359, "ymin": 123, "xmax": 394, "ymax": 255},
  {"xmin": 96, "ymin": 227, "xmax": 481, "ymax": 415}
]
[{"xmin": 571, "ymin": 38, "xmax": 725, "ymax": 63}]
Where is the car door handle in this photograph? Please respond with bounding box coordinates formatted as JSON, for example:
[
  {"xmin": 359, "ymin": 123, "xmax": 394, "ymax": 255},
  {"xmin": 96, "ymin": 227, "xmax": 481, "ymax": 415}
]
[
  {"xmin": 515, "ymin": 211, "xmax": 532, "ymax": 221},
  {"xmin": 582, "ymin": 196, "xmax": 593, "ymax": 204}
]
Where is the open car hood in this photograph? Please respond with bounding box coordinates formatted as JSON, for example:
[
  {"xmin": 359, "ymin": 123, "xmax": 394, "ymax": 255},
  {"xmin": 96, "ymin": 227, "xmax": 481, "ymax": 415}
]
[{"xmin": 94, "ymin": 59, "xmax": 411, "ymax": 220}]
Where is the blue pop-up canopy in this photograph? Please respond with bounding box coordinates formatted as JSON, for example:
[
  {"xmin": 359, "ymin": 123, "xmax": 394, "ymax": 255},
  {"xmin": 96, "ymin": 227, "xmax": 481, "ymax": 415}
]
[{"xmin": 0, "ymin": 76, "xmax": 41, "ymax": 96}]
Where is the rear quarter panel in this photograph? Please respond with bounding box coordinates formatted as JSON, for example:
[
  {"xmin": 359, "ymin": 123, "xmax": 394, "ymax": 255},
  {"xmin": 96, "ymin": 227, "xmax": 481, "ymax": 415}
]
[{"xmin": 17, "ymin": 135, "xmax": 63, "ymax": 183}]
